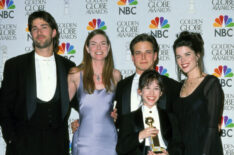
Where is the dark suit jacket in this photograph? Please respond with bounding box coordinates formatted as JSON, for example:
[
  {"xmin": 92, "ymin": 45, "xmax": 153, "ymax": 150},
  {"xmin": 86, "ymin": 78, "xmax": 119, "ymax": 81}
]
[
  {"xmin": 115, "ymin": 73, "xmax": 182, "ymax": 127},
  {"xmin": 0, "ymin": 51, "xmax": 75, "ymax": 154},
  {"xmin": 116, "ymin": 106, "xmax": 179, "ymax": 155}
]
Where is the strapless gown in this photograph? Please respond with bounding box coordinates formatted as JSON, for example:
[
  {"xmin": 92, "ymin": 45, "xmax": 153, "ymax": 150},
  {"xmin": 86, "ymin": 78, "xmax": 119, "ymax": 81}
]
[{"xmin": 72, "ymin": 73, "xmax": 117, "ymax": 155}]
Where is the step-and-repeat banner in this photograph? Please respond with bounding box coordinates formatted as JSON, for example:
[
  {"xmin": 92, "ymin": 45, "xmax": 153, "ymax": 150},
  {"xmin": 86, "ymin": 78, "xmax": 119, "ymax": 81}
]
[{"xmin": 0, "ymin": 0, "xmax": 234, "ymax": 154}]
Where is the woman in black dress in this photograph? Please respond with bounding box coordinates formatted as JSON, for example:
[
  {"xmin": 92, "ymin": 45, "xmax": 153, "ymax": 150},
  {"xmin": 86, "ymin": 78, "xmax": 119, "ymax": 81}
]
[{"xmin": 172, "ymin": 31, "xmax": 224, "ymax": 155}]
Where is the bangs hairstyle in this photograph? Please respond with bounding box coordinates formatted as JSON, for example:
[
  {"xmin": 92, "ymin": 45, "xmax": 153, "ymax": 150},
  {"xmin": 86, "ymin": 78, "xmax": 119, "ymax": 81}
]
[
  {"xmin": 28, "ymin": 10, "xmax": 60, "ymax": 53},
  {"xmin": 138, "ymin": 69, "xmax": 164, "ymax": 93}
]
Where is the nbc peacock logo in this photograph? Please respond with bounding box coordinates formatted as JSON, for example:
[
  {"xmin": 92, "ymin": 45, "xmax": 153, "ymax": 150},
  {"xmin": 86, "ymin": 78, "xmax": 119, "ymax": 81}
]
[
  {"xmin": 213, "ymin": 65, "xmax": 233, "ymax": 87},
  {"xmin": 155, "ymin": 66, "xmax": 169, "ymax": 77},
  {"xmin": 213, "ymin": 15, "xmax": 234, "ymax": 28},
  {"xmin": 0, "ymin": 0, "xmax": 15, "ymax": 19},
  {"xmin": 149, "ymin": 17, "xmax": 170, "ymax": 29},
  {"xmin": 149, "ymin": 17, "xmax": 170, "ymax": 38},
  {"xmin": 25, "ymin": 25, "xmax": 33, "ymax": 42},
  {"xmin": 213, "ymin": 15, "xmax": 234, "ymax": 37},
  {"xmin": 213, "ymin": 65, "xmax": 233, "ymax": 78},
  {"xmin": 58, "ymin": 42, "xmax": 76, "ymax": 55},
  {"xmin": 221, "ymin": 116, "xmax": 234, "ymax": 137},
  {"xmin": 117, "ymin": 0, "xmax": 137, "ymax": 15},
  {"xmin": 0, "ymin": 0, "xmax": 15, "ymax": 10},
  {"xmin": 222, "ymin": 116, "xmax": 234, "ymax": 128},
  {"xmin": 58, "ymin": 42, "xmax": 76, "ymax": 60},
  {"xmin": 117, "ymin": 0, "xmax": 138, "ymax": 6},
  {"xmin": 86, "ymin": 18, "xmax": 107, "ymax": 31}
]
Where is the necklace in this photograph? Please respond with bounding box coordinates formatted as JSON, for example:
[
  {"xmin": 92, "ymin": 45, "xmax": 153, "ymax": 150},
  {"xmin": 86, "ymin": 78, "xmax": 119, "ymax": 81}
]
[
  {"xmin": 94, "ymin": 73, "xmax": 101, "ymax": 82},
  {"xmin": 182, "ymin": 74, "xmax": 205, "ymax": 90}
]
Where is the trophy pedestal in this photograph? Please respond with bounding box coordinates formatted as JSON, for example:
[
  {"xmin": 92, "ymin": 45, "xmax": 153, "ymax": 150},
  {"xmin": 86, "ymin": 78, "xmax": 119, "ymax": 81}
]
[{"xmin": 152, "ymin": 146, "xmax": 165, "ymax": 154}]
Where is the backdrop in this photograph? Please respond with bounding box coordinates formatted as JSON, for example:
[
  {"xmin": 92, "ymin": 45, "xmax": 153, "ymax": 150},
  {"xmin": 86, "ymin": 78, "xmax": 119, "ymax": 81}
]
[{"xmin": 0, "ymin": 0, "xmax": 234, "ymax": 154}]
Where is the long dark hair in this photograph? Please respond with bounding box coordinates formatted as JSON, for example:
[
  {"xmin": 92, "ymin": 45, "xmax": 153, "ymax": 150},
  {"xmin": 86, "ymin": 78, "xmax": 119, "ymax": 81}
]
[
  {"xmin": 173, "ymin": 31, "xmax": 205, "ymax": 81},
  {"xmin": 28, "ymin": 10, "xmax": 60, "ymax": 53}
]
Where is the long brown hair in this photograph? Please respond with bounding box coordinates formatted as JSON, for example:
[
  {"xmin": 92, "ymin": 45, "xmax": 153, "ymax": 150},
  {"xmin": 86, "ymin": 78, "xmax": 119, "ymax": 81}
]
[{"xmin": 78, "ymin": 29, "xmax": 114, "ymax": 94}]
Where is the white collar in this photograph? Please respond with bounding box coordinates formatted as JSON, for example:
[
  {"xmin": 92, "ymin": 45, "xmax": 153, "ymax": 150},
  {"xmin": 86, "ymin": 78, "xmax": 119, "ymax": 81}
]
[
  {"xmin": 134, "ymin": 73, "xmax": 141, "ymax": 80},
  {"xmin": 142, "ymin": 104, "xmax": 157, "ymax": 114},
  {"xmin": 35, "ymin": 52, "xmax": 55, "ymax": 61}
]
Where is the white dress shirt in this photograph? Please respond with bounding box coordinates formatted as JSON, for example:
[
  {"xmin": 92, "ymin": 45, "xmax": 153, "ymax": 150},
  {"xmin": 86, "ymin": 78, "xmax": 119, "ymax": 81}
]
[
  {"xmin": 130, "ymin": 73, "xmax": 141, "ymax": 112},
  {"xmin": 35, "ymin": 53, "xmax": 57, "ymax": 102},
  {"xmin": 141, "ymin": 105, "xmax": 167, "ymax": 149}
]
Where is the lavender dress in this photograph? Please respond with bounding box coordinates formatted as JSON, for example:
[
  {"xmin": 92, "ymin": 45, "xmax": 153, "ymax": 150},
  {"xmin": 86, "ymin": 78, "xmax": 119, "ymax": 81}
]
[{"xmin": 72, "ymin": 73, "xmax": 117, "ymax": 155}]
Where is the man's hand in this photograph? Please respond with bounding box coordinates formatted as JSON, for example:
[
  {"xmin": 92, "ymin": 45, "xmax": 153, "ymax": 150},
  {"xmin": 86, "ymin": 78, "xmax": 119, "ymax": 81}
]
[
  {"xmin": 111, "ymin": 108, "xmax": 117, "ymax": 122},
  {"xmin": 71, "ymin": 119, "xmax": 79, "ymax": 133}
]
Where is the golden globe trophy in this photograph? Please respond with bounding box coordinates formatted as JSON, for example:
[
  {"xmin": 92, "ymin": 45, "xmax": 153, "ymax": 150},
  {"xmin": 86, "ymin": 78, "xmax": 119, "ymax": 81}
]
[{"xmin": 145, "ymin": 117, "xmax": 165, "ymax": 153}]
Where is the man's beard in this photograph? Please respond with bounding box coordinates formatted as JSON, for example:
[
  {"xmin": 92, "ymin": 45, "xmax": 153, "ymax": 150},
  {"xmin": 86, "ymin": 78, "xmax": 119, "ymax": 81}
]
[{"xmin": 34, "ymin": 37, "xmax": 53, "ymax": 49}]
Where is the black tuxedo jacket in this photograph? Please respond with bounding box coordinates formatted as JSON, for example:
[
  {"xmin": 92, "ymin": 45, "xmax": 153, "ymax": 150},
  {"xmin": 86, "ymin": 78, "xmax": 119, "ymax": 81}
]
[
  {"xmin": 0, "ymin": 51, "xmax": 75, "ymax": 147},
  {"xmin": 116, "ymin": 106, "xmax": 178, "ymax": 155},
  {"xmin": 115, "ymin": 73, "xmax": 182, "ymax": 128}
]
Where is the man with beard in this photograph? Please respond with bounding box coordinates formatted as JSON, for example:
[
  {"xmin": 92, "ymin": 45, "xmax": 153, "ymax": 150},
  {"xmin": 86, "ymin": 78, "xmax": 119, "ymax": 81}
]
[{"xmin": 0, "ymin": 10, "xmax": 75, "ymax": 155}]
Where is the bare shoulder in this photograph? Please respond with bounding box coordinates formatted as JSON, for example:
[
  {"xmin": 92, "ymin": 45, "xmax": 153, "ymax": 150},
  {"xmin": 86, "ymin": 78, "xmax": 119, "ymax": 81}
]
[{"xmin": 113, "ymin": 69, "xmax": 122, "ymax": 83}]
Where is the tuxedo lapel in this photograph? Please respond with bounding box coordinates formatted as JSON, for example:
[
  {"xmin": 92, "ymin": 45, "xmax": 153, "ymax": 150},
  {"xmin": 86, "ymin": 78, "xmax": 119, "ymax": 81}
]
[
  {"xmin": 122, "ymin": 74, "xmax": 134, "ymax": 114},
  {"xmin": 133, "ymin": 108, "xmax": 144, "ymax": 132},
  {"xmin": 157, "ymin": 105, "xmax": 169, "ymax": 146},
  {"xmin": 55, "ymin": 54, "xmax": 69, "ymax": 119},
  {"xmin": 26, "ymin": 51, "xmax": 37, "ymax": 119},
  {"xmin": 133, "ymin": 108, "xmax": 146, "ymax": 154}
]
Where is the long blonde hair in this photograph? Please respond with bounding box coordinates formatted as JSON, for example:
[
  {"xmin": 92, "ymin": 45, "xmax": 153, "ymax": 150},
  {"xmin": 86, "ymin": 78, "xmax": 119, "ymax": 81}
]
[{"xmin": 76, "ymin": 29, "xmax": 114, "ymax": 94}]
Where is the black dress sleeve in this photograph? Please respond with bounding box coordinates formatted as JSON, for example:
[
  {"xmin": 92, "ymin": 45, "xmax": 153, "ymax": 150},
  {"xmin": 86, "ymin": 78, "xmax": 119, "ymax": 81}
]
[{"xmin": 202, "ymin": 76, "xmax": 224, "ymax": 155}]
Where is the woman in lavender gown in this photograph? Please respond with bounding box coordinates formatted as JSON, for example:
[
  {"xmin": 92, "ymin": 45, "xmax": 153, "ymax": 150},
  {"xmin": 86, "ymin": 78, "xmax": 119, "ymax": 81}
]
[{"xmin": 68, "ymin": 29, "xmax": 121, "ymax": 155}]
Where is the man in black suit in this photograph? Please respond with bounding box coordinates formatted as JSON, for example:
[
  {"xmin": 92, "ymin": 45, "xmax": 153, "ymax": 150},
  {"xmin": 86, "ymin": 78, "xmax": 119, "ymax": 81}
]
[
  {"xmin": 116, "ymin": 33, "xmax": 181, "ymax": 124},
  {"xmin": 115, "ymin": 34, "xmax": 182, "ymax": 155},
  {"xmin": 0, "ymin": 10, "xmax": 75, "ymax": 155}
]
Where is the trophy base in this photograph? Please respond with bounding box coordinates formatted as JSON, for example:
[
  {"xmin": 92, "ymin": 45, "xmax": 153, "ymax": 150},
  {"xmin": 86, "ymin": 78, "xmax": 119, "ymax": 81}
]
[
  {"xmin": 153, "ymin": 151, "xmax": 163, "ymax": 154},
  {"xmin": 152, "ymin": 146, "xmax": 165, "ymax": 154}
]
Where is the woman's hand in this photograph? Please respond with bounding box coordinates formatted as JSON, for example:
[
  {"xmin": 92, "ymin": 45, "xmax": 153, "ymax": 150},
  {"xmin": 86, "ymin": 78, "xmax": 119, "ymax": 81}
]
[
  {"xmin": 71, "ymin": 119, "xmax": 79, "ymax": 133},
  {"xmin": 111, "ymin": 108, "xmax": 117, "ymax": 122},
  {"xmin": 139, "ymin": 127, "xmax": 159, "ymax": 140}
]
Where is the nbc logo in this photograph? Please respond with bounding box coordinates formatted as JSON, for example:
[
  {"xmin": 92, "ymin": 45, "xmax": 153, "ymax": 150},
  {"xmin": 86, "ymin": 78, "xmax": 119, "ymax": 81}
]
[
  {"xmin": 25, "ymin": 26, "xmax": 29, "ymax": 32},
  {"xmin": 213, "ymin": 65, "xmax": 233, "ymax": 87},
  {"xmin": 149, "ymin": 17, "xmax": 170, "ymax": 29},
  {"xmin": 25, "ymin": 25, "xmax": 33, "ymax": 42},
  {"xmin": 117, "ymin": 0, "xmax": 138, "ymax": 15},
  {"xmin": 155, "ymin": 66, "xmax": 169, "ymax": 77},
  {"xmin": 213, "ymin": 15, "xmax": 234, "ymax": 37},
  {"xmin": 0, "ymin": 0, "xmax": 15, "ymax": 9},
  {"xmin": 87, "ymin": 19, "xmax": 107, "ymax": 31},
  {"xmin": 149, "ymin": 17, "xmax": 170, "ymax": 38},
  {"xmin": 58, "ymin": 42, "xmax": 76, "ymax": 60},
  {"xmin": 117, "ymin": 0, "xmax": 138, "ymax": 5},
  {"xmin": 221, "ymin": 116, "xmax": 234, "ymax": 137},
  {"xmin": 0, "ymin": 0, "xmax": 15, "ymax": 18}
]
